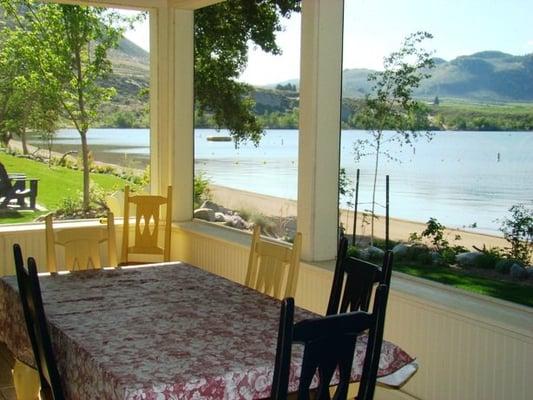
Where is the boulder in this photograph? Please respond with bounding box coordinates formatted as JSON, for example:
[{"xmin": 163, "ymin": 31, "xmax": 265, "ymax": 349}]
[
  {"xmin": 200, "ymin": 200, "xmax": 221, "ymax": 213},
  {"xmin": 214, "ymin": 212, "xmax": 227, "ymax": 223},
  {"xmin": 225, "ymin": 215, "xmax": 249, "ymax": 230},
  {"xmin": 495, "ymin": 259, "xmax": 514, "ymax": 274},
  {"xmin": 360, "ymin": 246, "xmax": 385, "ymax": 261},
  {"xmin": 193, "ymin": 208, "xmax": 215, "ymax": 222},
  {"xmin": 510, "ymin": 263, "xmax": 528, "ymax": 281},
  {"xmin": 455, "ymin": 252, "xmax": 483, "ymax": 268},
  {"xmin": 392, "ymin": 243, "xmax": 409, "ymax": 258}
]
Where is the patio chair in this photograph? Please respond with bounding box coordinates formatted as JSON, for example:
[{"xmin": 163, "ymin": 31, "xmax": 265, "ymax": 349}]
[
  {"xmin": 0, "ymin": 161, "xmax": 38, "ymax": 209},
  {"xmin": 271, "ymin": 283, "xmax": 391, "ymax": 400},
  {"xmin": 14, "ymin": 244, "xmax": 65, "ymax": 400},
  {"xmin": 245, "ymin": 225, "xmax": 302, "ymax": 300},
  {"xmin": 120, "ymin": 185, "xmax": 172, "ymax": 265},
  {"xmin": 326, "ymin": 236, "xmax": 393, "ymax": 315},
  {"xmin": 45, "ymin": 212, "xmax": 118, "ymax": 273}
]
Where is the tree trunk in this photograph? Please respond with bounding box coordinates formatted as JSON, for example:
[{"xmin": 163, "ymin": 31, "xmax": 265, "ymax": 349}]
[
  {"xmin": 370, "ymin": 133, "xmax": 382, "ymax": 247},
  {"xmin": 80, "ymin": 130, "xmax": 90, "ymax": 210},
  {"xmin": 20, "ymin": 129, "xmax": 28, "ymax": 155}
]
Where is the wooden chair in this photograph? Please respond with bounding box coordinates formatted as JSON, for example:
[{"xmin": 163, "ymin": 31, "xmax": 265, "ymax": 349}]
[
  {"xmin": 45, "ymin": 212, "xmax": 118, "ymax": 273},
  {"xmin": 245, "ymin": 225, "xmax": 302, "ymax": 300},
  {"xmin": 120, "ymin": 185, "xmax": 172, "ymax": 265},
  {"xmin": 271, "ymin": 283, "xmax": 391, "ymax": 400},
  {"xmin": 13, "ymin": 244, "xmax": 65, "ymax": 400},
  {"xmin": 0, "ymin": 161, "xmax": 38, "ymax": 209},
  {"xmin": 327, "ymin": 236, "xmax": 393, "ymax": 315}
]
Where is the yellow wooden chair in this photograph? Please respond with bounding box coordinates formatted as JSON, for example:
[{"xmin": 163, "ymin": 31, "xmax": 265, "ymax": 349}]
[
  {"xmin": 245, "ymin": 225, "xmax": 302, "ymax": 300},
  {"xmin": 45, "ymin": 211, "xmax": 118, "ymax": 273},
  {"xmin": 120, "ymin": 185, "xmax": 172, "ymax": 265}
]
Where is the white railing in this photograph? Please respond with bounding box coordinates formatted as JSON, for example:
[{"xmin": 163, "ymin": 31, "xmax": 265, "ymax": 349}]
[{"xmin": 1, "ymin": 220, "xmax": 531, "ymax": 400}]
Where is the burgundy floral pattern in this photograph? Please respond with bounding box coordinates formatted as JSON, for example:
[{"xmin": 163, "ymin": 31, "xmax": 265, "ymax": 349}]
[{"xmin": 0, "ymin": 263, "xmax": 415, "ymax": 399}]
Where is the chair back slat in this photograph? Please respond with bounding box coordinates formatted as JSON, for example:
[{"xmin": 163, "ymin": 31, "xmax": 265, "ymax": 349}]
[
  {"xmin": 121, "ymin": 185, "xmax": 172, "ymax": 264},
  {"xmin": 14, "ymin": 245, "xmax": 64, "ymax": 400},
  {"xmin": 271, "ymin": 283, "xmax": 391, "ymax": 400},
  {"xmin": 45, "ymin": 212, "xmax": 117, "ymax": 272},
  {"xmin": 327, "ymin": 236, "xmax": 394, "ymax": 315},
  {"xmin": 245, "ymin": 225, "xmax": 302, "ymax": 299}
]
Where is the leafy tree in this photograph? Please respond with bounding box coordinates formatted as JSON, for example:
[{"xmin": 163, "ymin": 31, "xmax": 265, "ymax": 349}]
[
  {"xmin": 195, "ymin": 0, "xmax": 300, "ymax": 146},
  {"xmin": 0, "ymin": 24, "xmax": 60, "ymax": 151},
  {"xmin": 1, "ymin": 0, "xmax": 135, "ymax": 209},
  {"xmin": 353, "ymin": 31, "xmax": 435, "ymax": 244},
  {"xmin": 499, "ymin": 204, "xmax": 533, "ymax": 265}
]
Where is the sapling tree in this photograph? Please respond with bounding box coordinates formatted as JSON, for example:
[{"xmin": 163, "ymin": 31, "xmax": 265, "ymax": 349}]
[
  {"xmin": 500, "ymin": 204, "xmax": 533, "ymax": 265},
  {"xmin": 353, "ymin": 31, "xmax": 435, "ymax": 245}
]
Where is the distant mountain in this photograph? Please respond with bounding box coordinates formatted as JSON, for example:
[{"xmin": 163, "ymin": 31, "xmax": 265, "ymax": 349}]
[
  {"xmin": 269, "ymin": 52, "xmax": 533, "ymax": 103},
  {"xmin": 348, "ymin": 52, "xmax": 533, "ymax": 102}
]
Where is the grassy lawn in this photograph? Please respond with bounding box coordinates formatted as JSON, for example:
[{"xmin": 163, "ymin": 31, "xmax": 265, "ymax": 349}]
[
  {"xmin": 1, "ymin": 152, "xmax": 131, "ymax": 224},
  {"xmin": 395, "ymin": 263, "xmax": 533, "ymax": 308}
]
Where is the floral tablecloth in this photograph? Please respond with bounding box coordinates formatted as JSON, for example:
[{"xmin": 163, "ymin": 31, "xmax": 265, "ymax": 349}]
[{"xmin": 0, "ymin": 263, "xmax": 415, "ymax": 399}]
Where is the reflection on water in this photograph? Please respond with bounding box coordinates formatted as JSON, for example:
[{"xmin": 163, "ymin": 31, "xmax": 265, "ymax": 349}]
[{"xmin": 30, "ymin": 128, "xmax": 533, "ymax": 234}]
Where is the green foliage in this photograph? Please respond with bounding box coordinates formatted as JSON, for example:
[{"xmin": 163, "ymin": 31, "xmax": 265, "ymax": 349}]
[
  {"xmin": 275, "ymin": 83, "xmax": 297, "ymax": 92},
  {"xmin": 346, "ymin": 245, "xmax": 361, "ymax": 258},
  {"xmin": 194, "ymin": 173, "xmax": 211, "ymax": 208},
  {"xmin": 394, "ymin": 263, "xmax": 533, "ymax": 307},
  {"xmin": 495, "ymin": 259, "xmax": 515, "ymax": 274},
  {"xmin": 194, "ymin": 0, "xmax": 300, "ymax": 146},
  {"xmin": 409, "ymin": 217, "xmax": 466, "ymax": 266},
  {"xmin": 473, "ymin": 247, "xmax": 504, "ymax": 270},
  {"xmin": 499, "ymin": 204, "xmax": 533, "ymax": 265},
  {"xmin": 420, "ymin": 217, "xmax": 449, "ymax": 251},
  {"xmin": 1, "ymin": 0, "xmax": 139, "ymax": 209},
  {"xmin": 249, "ymin": 212, "xmax": 276, "ymax": 235}
]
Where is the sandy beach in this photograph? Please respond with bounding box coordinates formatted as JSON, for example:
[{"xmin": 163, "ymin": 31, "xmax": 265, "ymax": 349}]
[{"xmin": 209, "ymin": 184, "xmax": 508, "ymax": 250}]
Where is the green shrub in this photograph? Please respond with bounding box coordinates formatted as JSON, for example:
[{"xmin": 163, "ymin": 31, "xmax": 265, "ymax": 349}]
[
  {"xmin": 194, "ymin": 173, "xmax": 211, "ymax": 208},
  {"xmin": 499, "ymin": 204, "xmax": 533, "ymax": 265},
  {"xmin": 440, "ymin": 248, "xmax": 457, "ymax": 265},
  {"xmin": 249, "ymin": 212, "xmax": 275, "ymax": 235},
  {"xmin": 372, "ymin": 238, "xmax": 399, "ymax": 250},
  {"xmin": 473, "ymin": 247, "xmax": 504, "ymax": 270},
  {"xmin": 406, "ymin": 244, "xmax": 430, "ymax": 262},
  {"xmin": 236, "ymin": 208, "xmax": 251, "ymax": 221},
  {"xmin": 495, "ymin": 259, "xmax": 515, "ymax": 274},
  {"xmin": 346, "ymin": 245, "xmax": 360, "ymax": 258}
]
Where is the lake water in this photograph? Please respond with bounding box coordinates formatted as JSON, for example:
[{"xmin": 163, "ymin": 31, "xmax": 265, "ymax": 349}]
[{"xmin": 33, "ymin": 128, "xmax": 533, "ymax": 235}]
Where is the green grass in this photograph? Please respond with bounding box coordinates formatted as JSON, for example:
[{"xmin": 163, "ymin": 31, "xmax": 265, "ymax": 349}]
[
  {"xmin": 395, "ymin": 263, "xmax": 533, "ymax": 307},
  {"xmin": 1, "ymin": 152, "xmax": 130, "ymax": 224}
]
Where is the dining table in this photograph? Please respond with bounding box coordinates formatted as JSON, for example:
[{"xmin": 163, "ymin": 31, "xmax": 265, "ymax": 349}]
[{"xmin": 0, "ymin": 262, "xmax": 417, "ymax": 399}]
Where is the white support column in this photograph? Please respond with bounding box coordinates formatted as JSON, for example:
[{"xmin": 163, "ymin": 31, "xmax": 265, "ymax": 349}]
[
  {"xmin": 150, "ymin": 6, "xmax": 194, "ymax": 222},
  {"xmin": 298, "ymin": 0, "xmax": 344, "ymax": 261}
]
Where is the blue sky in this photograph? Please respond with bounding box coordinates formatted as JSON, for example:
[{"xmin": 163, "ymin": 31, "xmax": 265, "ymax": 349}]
[{"xmin": 123, "ymin": 0, "xmax": 533, "ymax": 86}]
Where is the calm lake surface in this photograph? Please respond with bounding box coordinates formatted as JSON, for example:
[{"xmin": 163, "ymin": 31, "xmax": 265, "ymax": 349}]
[{"xmin": 34, "ymin": 128, "xmax": 533, "ymax": 235}]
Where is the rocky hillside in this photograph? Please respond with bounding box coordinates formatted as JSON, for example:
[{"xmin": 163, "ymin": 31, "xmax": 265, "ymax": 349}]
[{"xmin": 276, "ymin": 52, "xmax": 533, "ymax": 103}]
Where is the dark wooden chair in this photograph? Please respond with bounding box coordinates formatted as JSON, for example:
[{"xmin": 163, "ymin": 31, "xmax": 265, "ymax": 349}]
[
  {"xmin": 0, "ymin": 162, "xmax": 38, "ymax": 209},
  {"xmin": 327, "ymin": 236, "xmax": 393, "ymax": 315},
  {"xmin": 271, "ymin": 284, "xmax": 391, "ymax": 400},
  {"xmin": 13, "ymin": 244, "xmax": 65, "ymax": 400}
]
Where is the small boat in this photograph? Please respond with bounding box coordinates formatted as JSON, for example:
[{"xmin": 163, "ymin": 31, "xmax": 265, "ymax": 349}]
[{"xmin": 207, "ymin": 136, "xmax": 232, "ymax": 142}]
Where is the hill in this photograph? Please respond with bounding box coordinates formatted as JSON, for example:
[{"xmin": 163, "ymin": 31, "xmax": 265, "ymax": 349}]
[{"xmin": 344, "ymin": 51, "xmax": 533, "ymax": 102}]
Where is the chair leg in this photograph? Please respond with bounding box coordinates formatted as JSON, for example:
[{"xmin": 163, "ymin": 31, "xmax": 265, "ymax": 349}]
[{"xmin": 12, "ymin": 359, "xmax": 40, "ymax": 400}]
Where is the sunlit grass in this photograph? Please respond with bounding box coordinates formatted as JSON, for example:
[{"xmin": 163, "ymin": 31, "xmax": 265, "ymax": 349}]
[
  {"xmin": 395, "ymin": 263, "xmax": 533, "ymax": 307},
  {"xmin": 0, "ymin": 152, "xmax": 129, "ymax": 224}
]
